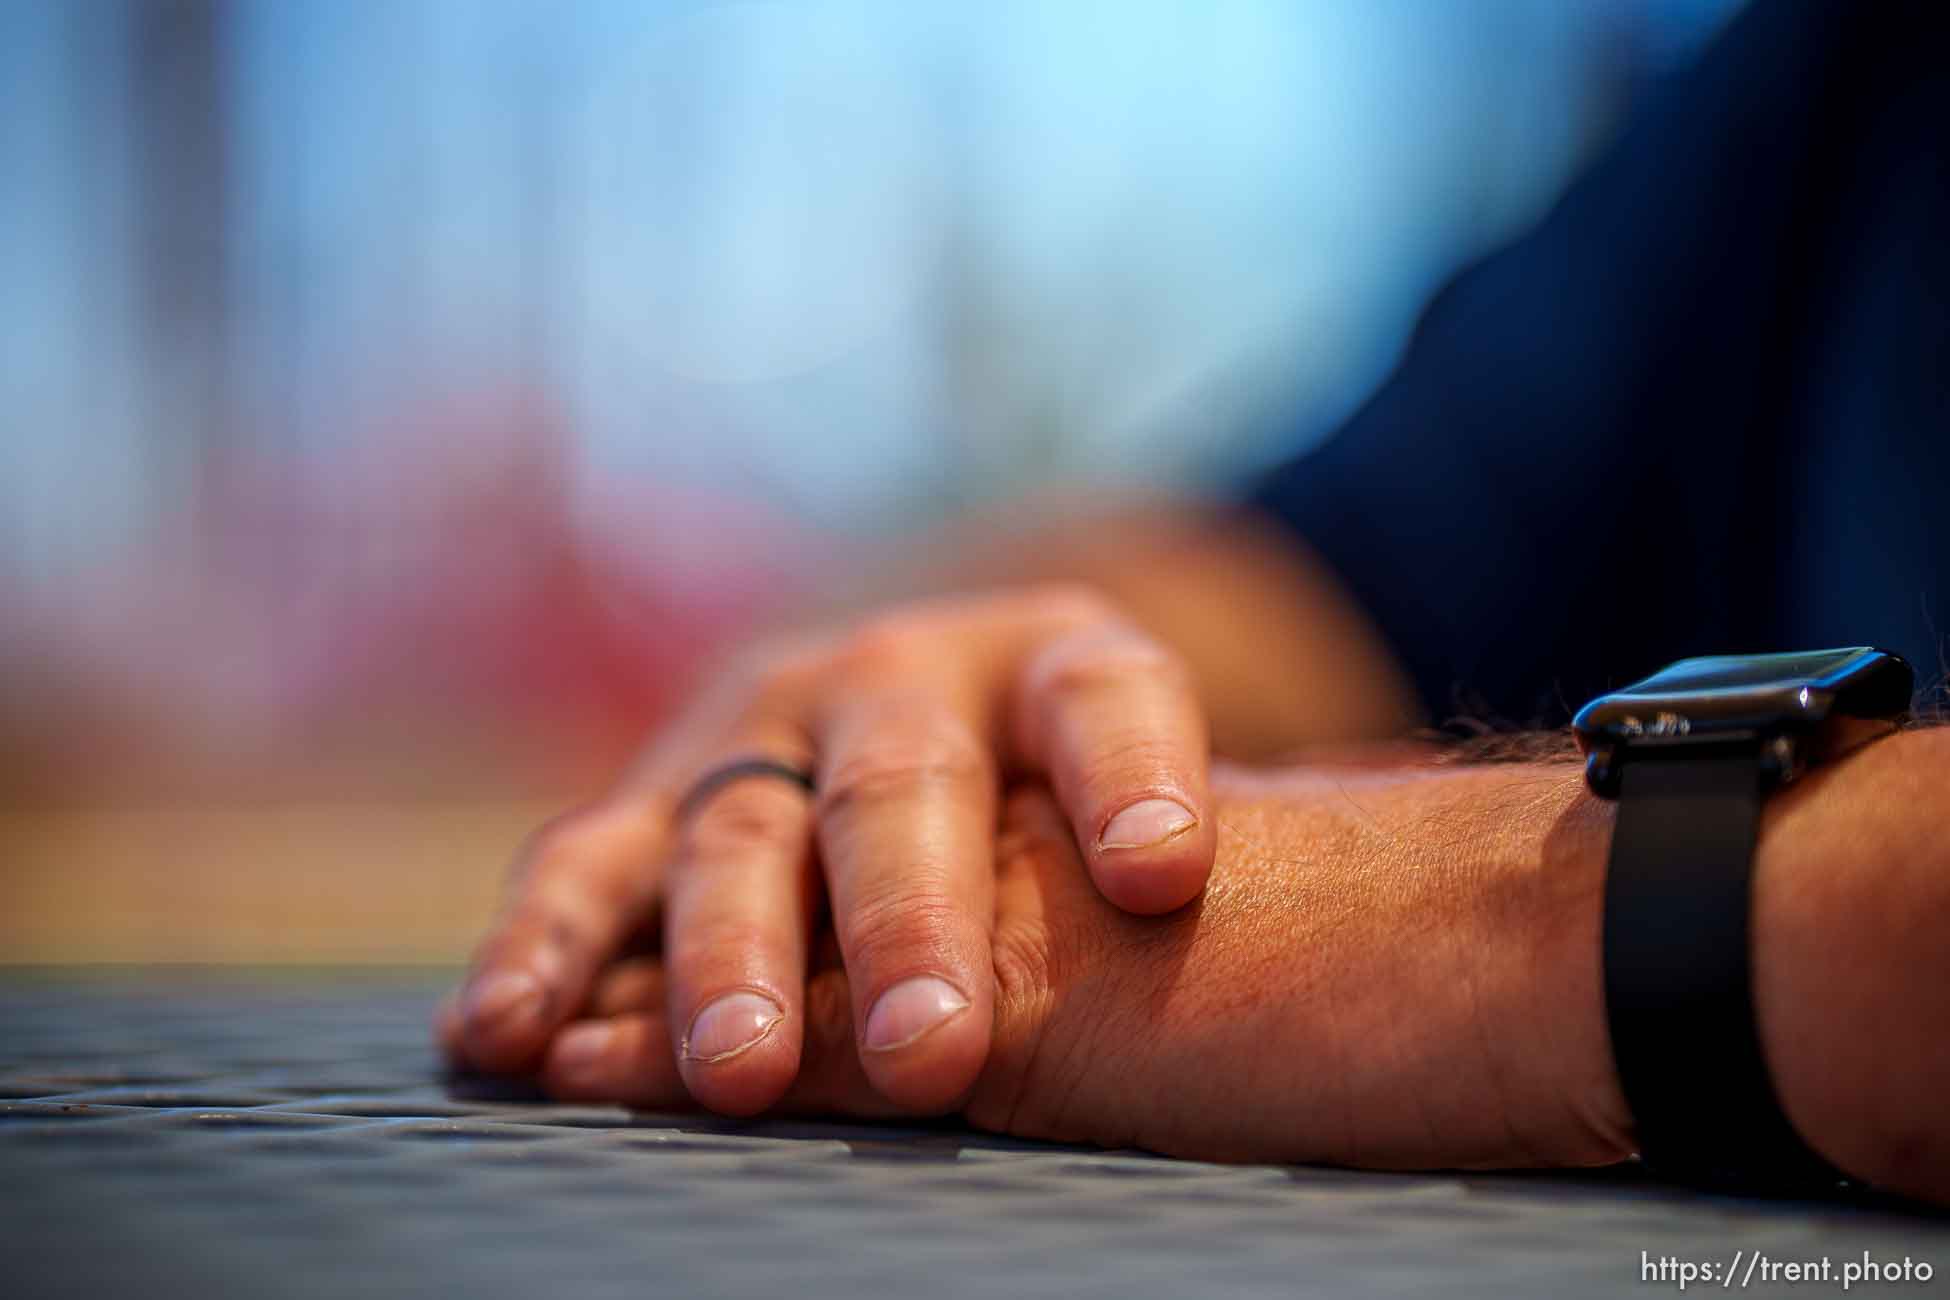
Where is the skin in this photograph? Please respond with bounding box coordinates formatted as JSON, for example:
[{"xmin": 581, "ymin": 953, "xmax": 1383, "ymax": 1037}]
[
  {"xmin": 440, "ymin": 501, "xmax": 1947, "ymax": 1199},
  {"xmin": 447, "ymin": 513, "xmax": 1398, "ymax": 1119},
  {"xmin": 443, "ymin": 727, "xmax": 1950, "ymax": 1204}
]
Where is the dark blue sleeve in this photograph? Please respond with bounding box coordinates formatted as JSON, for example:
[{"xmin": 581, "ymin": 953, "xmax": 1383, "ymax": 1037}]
[{"xmin": 1246, "ymin": 0, "xmax": 1937, "ymax": 722}]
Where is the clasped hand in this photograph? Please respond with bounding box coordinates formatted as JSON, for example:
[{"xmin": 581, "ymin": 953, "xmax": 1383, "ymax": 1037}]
[
  {"xmin": 437, "ymin": 585, "xmax": 1643, "ymax": 1171},
  {"xmin": 442, "ymin": 586, "xmax": 1220, "ymax": 1117}
]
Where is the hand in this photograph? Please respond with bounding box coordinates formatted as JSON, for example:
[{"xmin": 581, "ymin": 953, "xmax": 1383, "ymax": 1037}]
[
  {"xmin": 445, "ymin": 728, "xmax": 1950, "ymax": 1196},
  {"xmin": 443, "ymin": 585, "xmax": 1217, "ymax": 1115},
  {"xmin": 446, "ymin": 758, "xmax": 1639, "ymax": 1171}
]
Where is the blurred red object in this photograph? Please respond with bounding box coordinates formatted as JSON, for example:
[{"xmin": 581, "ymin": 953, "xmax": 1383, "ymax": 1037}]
[{"xmin": 0, "ymin": 389, "xmax": 822, "ymax": 800}]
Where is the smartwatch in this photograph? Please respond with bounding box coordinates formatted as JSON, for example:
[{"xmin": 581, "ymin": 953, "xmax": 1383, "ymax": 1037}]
[{"xmin": 1573, "ymin": 646, "xmax": 1912, "ymax": 1191}]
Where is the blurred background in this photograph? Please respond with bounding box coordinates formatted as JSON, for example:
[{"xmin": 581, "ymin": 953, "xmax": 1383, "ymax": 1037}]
[{"xmin": 1, "ymin": 0, "xmax": 1743, "ymax": 962}]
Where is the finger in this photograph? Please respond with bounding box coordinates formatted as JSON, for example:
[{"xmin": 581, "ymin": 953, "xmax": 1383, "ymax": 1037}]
[
  {"xmin": 540, "ymin": 957, "xmax": 678, "ymax": 1104},
  {"xmin": 542, "ymin": 964, "xmax": 897, "ymax": 1119},
  {"xmin": 457, "ymin": 799, "xmax": 665, "ymax": 1073},
  {"xmin": 663, "ymin": 746, "xmax": 820, "ymax": 1117},
  {"xmin": 590, "ymin": 955, "xmax": 668, "ymax": 1018},
  {"xmin": 1013, "ymin": 624, "xmax": 1213, "ymax": 914},
  {"xmin": 993, "ymin": 785, "xmax": 1101, "ymax": 927},
  {"xmin": 962, "ymin": 786, "xmax": 1106, "ymax": 1136},
  {"xmin": 543, "ymin": 1013, "xmax": 691, "ymax": 1108},
  {"xmin": 814, "ymin": 683, "xmax": 997, "ymax": 1112},
  {"xmin": 776, "ymin": 967, "xmax": 904, "ymax": 1118},
  {"xmin": 454, "ymin": 657, "xmax": 795, "ymax": 1076}
]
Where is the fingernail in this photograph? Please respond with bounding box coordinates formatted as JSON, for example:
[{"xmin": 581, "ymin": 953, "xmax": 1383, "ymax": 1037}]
[
  {"xmin": 863, "ymin": 976, "xmax": 969, "ymax": 1053},
  {"xmin": 553, "ymin": 1021, "xmax": 615, "ymax": 1079},
  {"xmin": 683, "ymin": 991, "xmax": 785, "ymax": 1063},
  {"xmin": 465, "ymin": 969, "xmax": 545, "ymax": 1030},
  {"xmin": 1098, "ymin": 798, "xmax": 1197, "ymax": 850}
]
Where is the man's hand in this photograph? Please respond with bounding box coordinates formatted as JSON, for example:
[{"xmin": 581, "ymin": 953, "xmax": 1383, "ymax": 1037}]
[
  {"xmin": 447, "ymin": 757, "xmax": 1638, "ymax": 1171},
  {"xmin": 443, "ymin": 729, "xmax": 1950, "ymax": 1202},
  {"xmin": 443, "ymin": 586, "xmax": 1217, "ymax": 1116}
]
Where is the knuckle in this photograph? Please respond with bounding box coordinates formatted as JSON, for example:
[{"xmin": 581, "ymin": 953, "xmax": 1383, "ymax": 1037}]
[
  {"xmin": 837, "ymin": 614, "xmax": 935, "ymax": 679},
  {"xmin": 1028, "ymin": 633, "xmax": 1183, "ymax": 703},
  {"xmin": 518, "ymin": 804, "xmax": 621, "ymax": 880},
  {"xmin": 501, "ymin": 802, "xmax": 646, "ymax": 924},
  {"xmin": 967, "ymin": 924, "xmax": 1058, "ymax": 1132},
  {"xmin": 841, "ymin": 885, "xmax": 967, "ymax": 974},
  {"xmin": 1088, "ymin": 735, "xmax": 1198, "ymax": 788},
  {"xmin": 471, "ymin": 899, "xmax": 583, "ymax": 972},
  {"xmin": 988, "ymin": 922, "xmax": 1054, "ymax": 1025},
  {"xmin": 591, "ymin": 960, "xmax": 665, "ymax": 1016},
  {"xmin": 817, "ymin": 731, "xmax": 991, "ymax": 823},
  {"xmin": 665, "ymin": 917, "xmax": 783, "ymax": 981},
  {"xmin": 684, "ymin": 783, "xmax": 806, "ymax": 860}
]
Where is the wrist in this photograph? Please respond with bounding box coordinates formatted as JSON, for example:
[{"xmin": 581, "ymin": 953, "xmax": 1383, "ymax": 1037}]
[
  {"xmin": 1492, "ymin": 723, "xmax": 1947, "ymax": 1194},
  {"xmin": 1541, "ymin": 720, "xmax": 1945, "ymax": 1198},
  {"xmin": 1750, "ymin": 724, "xmax": 1950, "ymax": 1199},
  {"xmin": 1209, "ymin": 759, "xmax": 1633, "ymax": 1170},
  {"xmin": 1496, "ymin": 766, "xmax": 1637, "ymax": 1168}
]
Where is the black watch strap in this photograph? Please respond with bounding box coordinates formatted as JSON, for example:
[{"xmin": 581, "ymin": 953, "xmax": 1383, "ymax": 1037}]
[{"xmin": 1603, "ymin": 751, "xmax": 1845, "ymax": 1191}]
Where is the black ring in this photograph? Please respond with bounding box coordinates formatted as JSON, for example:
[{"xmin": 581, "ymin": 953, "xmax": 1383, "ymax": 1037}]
[{"xmin": 676, "ymin": 757, "xmax": 816, "ymax": 822}]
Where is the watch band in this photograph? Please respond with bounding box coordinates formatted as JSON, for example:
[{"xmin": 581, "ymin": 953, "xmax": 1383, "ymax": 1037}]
[{"xmin": 1603, "ymin": 750, "xmax": 1845, "ymax": 1190}]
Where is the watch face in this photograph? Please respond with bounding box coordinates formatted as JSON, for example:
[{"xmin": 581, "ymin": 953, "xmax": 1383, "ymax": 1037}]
[{"xmin": 1573, "ymin": 646, "xmax": 1912, "ymax": 748}]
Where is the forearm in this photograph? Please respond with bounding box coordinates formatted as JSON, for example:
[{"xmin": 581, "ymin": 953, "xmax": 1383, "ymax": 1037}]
[
  {"xmin": 1187, "ymin": 755, "xmax": 1629, "ymax": 1171},
  {"xmin": 803, "ymin": 493, "xmax": 1420, "ymax": 755}
]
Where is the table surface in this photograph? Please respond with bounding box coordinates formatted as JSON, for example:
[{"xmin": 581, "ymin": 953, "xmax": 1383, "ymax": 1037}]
[{"xmin": 3, "ymin": 970, "xmax": 1944, "ymax": 1299}]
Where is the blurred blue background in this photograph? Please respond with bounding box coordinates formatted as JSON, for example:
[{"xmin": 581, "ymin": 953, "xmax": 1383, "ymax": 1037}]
[{"xmin": 1, "ymin": 0, "xmax": 1743, "ymax": 800}]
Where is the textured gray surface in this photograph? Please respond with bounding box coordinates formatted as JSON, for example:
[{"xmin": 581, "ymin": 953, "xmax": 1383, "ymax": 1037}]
[{"xmin": 1, "ymin": 970, "xmax": 1943, "ymax": 1299}]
